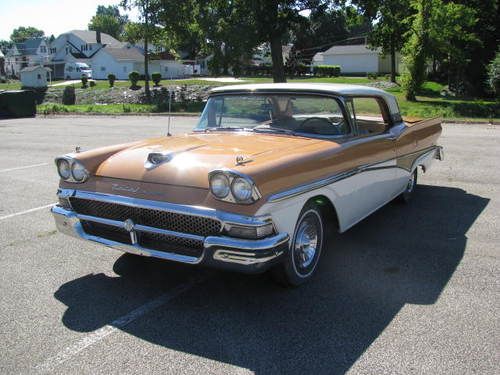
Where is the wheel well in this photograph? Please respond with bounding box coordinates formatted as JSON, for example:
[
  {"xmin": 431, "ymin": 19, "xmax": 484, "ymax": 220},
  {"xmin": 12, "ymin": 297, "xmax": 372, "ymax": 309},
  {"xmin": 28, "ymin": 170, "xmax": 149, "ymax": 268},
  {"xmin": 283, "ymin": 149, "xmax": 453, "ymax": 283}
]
[{"xmin": 307, "ymin": 195, "xmax": 339, "ymax": 231}]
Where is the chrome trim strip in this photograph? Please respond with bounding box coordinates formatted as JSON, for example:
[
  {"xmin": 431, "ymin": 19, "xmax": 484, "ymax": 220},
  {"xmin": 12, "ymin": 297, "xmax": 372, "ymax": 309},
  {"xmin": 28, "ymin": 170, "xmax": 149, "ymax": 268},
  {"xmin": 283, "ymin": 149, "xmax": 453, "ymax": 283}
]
[
  {"xmin": 267, "ymin": 145, "xmax": 440, "ymax": 203},
  {"xmin": 58, "ymin": 189, "xmax": 272, "ymax": 228},
  {"xmin": 213, "ymin": 250, "xmax": 284, "ymax": 265},
  {"xmin": 204, "ymin": 232, "xmax": 289, "ymax": 251}
]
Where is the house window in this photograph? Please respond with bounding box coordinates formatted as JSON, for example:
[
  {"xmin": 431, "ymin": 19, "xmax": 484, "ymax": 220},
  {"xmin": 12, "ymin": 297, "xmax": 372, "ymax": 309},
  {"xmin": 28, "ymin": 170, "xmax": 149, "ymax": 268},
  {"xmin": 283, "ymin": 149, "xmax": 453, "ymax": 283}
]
[
  {"xmin": 37, "ymin": 74, "xmax": 41, "ymax": 79},
  {"xmin": 101, "ymin": 66, "xmax": 106, "ymax": 71},
  {"xmin": 123, "ymin": 66, "xmax": 127, "ymax": 72},
  {"xmin": 164, "ymin": 67, "xmax": 168, "ymax": 72},
  {"xmin": 89, "ymin": 45, "xmax": 92, "ymax": 50},
  {"xmin": 40, "ymin": 46, "xmax": 47, "ymax": 53}
]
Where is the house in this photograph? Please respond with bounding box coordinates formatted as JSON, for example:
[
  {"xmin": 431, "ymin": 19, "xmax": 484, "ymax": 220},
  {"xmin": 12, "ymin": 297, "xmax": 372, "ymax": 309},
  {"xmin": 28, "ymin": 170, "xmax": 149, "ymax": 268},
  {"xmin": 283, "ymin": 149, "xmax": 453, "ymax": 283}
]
[
  {"xmin": 312, "ymin": 44, "xmax": 402, "ymax": 75},
  {"xmin": 48, "ymin": 30, "xmax": 185, "ymax": 80},
  {"xmin": 19, "ymin": 65, "xmax": 51, "ymax": 88},
  {"xmin": 4, "ymin": 38, "xmax": 50, "ymax": 77}
]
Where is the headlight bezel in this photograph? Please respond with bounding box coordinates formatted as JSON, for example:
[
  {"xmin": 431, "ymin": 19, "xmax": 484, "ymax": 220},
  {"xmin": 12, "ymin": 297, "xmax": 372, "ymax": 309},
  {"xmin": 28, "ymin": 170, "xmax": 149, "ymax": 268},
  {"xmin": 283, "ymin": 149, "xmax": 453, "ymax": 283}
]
[
  {"xmin": 55, "ymin": 155, "xmax": 89, "ymax": 183},
  {"xmin": 208, "ymin": 169, "xmax": 261, "ymax": 204}
]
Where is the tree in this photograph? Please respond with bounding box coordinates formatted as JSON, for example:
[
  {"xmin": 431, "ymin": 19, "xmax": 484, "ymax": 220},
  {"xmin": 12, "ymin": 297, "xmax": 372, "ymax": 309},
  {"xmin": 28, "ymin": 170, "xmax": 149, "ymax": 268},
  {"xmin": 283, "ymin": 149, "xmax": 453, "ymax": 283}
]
[
  {"xmin": 401, "ymin": 0, "xmax": 432, "ymax": 100},
  {"xmin": 121, "ymin": 0, "xmax": 154, "ymax": 101},
  {"xmin": 355, "ymin": 0, "xmax": 413, "ymax": 83},
  {"xmin": 0, "ymin": 40, "xmax": 13, "ymax": 54},
  {"xmin": 402, "ymin": 0, "xmax": 478, "ymax": 100},
  {"xmin": 10, "ymin": 26, "xmax": 44, "ymax": 43},
  {"xmin": 88, "ymin": 5, "xmax": 129, "ymax": 40},
  {"xmin": 247, "ymin": 0, "xmax": 331, "ymax": 83},
  {"xmin": 447, "ymin": 0, "xmax": 499, "ymax": 96}
]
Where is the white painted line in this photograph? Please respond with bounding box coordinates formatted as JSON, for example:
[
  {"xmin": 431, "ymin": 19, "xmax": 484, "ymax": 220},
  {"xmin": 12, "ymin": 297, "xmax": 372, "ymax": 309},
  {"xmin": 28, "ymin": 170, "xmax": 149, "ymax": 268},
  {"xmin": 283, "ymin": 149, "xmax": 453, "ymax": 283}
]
[
  {"xmin": 0, "ymin": 203, "xmax": 55, "ymax": 221},
  {"xmin": 36, "ymin": 278, "xmax": 201, "ymax": 373},
  {"xmin": 0, "ymin": 162, "xmax": 49, "ymax": 173}
]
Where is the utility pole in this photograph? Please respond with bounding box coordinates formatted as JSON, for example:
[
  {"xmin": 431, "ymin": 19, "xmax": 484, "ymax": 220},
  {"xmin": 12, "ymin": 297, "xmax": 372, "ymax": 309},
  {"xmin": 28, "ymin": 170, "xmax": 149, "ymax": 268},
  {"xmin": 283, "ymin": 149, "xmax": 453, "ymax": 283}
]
[{"xmin": 143, "ymin": 0, "xmax": 151, "ymax": 103}]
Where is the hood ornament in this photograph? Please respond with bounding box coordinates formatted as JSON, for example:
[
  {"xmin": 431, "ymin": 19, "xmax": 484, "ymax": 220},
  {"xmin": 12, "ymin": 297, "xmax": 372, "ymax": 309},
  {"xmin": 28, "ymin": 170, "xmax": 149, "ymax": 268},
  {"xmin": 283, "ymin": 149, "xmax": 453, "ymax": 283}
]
[
  {"xmin": 235, "ymin": 155, "xmax": 253, "ymax": 166},
  {"xmin": 145, "ymin": 151, "xmax": 174, "ymax": 170}
]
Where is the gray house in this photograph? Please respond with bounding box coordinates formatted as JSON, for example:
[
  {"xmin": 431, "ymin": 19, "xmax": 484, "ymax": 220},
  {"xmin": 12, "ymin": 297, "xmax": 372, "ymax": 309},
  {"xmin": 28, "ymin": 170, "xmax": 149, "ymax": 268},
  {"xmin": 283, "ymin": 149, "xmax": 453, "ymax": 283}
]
[{"xmin": 4, "ymin": 38, "xmax": 50, "ymax": 77}]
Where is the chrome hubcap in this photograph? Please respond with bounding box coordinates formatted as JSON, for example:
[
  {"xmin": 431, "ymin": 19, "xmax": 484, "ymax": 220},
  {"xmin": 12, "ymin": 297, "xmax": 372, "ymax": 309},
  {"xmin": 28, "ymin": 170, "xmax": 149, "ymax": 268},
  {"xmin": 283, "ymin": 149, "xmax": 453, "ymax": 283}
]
[{"xmin": 294, "ymin": 218, "xmax": 319, "ymax": 269}]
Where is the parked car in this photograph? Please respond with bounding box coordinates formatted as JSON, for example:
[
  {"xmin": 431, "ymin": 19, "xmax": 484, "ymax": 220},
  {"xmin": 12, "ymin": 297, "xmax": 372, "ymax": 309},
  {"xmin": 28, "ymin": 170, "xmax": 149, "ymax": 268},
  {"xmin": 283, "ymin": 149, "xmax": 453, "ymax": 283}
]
[
  {"xmin": 64, "ymin": 62, "xmax": 92, "ymax": 80},
  {"xmin": 51, "ymin": 83, "xmax": 443, "ymax": 286}
]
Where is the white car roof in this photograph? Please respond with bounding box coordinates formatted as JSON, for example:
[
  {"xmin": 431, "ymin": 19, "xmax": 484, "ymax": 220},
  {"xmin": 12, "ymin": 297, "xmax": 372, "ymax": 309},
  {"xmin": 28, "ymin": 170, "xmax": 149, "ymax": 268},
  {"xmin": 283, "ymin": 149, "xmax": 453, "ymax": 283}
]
[{"xmin": 210, "ymin": 83, "xmax": 400, "ymax": 116}]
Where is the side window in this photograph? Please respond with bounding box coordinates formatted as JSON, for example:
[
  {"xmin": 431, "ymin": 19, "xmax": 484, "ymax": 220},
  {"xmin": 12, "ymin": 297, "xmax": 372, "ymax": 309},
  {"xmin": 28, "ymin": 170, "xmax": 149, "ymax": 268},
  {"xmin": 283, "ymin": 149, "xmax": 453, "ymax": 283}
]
[{"xmin": 352, "ymin": 97, "xmax": 389, "ymax": 136}]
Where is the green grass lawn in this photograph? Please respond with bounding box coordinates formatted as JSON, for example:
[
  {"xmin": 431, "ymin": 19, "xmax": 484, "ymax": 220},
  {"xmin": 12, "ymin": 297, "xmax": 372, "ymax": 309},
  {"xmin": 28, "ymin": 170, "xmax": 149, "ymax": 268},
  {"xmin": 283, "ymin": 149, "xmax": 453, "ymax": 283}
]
[{"xmin": 5, "ymin": 76, "xmax": 498, "ymax": 119}]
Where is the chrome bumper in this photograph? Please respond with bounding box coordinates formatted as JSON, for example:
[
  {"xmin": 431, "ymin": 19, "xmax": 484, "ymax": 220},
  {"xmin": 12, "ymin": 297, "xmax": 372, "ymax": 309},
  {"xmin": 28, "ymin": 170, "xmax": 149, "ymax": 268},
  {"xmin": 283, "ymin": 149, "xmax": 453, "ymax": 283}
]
[{"xmin": 51, "ymin": 199, "xmax": 289, "ymax": 273}]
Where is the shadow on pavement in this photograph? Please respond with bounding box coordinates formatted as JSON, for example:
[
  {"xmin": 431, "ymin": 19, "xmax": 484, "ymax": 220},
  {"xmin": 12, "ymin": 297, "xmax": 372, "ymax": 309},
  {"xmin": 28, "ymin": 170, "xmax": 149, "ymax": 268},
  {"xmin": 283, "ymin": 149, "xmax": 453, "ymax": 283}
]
[{"xmin": 55, "ymin": 185, "xmax": 489, "ymax": 374}]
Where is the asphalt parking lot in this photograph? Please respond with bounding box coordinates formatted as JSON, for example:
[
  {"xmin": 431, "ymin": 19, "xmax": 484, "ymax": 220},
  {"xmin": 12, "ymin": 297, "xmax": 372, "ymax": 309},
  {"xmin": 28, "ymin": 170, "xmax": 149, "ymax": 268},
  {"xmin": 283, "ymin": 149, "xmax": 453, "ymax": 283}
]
[{"xmin": 0, "ymin": 116, "xmax": 499, "ymax": 374}]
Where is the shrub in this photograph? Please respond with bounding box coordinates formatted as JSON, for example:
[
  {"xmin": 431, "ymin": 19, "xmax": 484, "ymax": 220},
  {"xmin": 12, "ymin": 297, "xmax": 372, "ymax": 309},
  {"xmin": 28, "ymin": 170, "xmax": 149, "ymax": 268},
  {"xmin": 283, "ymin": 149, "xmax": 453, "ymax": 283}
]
[
  {"xmin": 367, "ymin": 72, "xmax": 378, "ymax": 80},
  {"xmin": 81, "ymin": 75, "xmax": 88, "ymax": 88},
  {"xmin": 312, "ymin": 65, "xmax": 341, "ymax": 77},
  {"xmin": 62, "ymin": 86, "xmax": 76, "ymax": 105},
  {"xmin": 107, "ymin": 73, "xmax": 116, "ymax": 88},
  {"xmin": 151, "ymin": 72, "xmax": 162, "ymax": 86},
  {"xmin": 487, "ymin": 50, "xmax": 500, "ymax": 98},
  {"xmin": 128, "ymin": 71, "xmax": 140, "ymax": 88},
  {"xmin": 89, "ymin": 80, "xmax": 96, "ymax": 87}
]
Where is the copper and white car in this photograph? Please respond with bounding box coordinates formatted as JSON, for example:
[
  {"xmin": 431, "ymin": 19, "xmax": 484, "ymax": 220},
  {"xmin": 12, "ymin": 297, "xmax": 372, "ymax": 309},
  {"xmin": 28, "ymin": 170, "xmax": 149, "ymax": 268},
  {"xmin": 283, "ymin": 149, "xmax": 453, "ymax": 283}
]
[{"xmin": 52, "ymin": 83, "xmax": 443, "ymax": 285}]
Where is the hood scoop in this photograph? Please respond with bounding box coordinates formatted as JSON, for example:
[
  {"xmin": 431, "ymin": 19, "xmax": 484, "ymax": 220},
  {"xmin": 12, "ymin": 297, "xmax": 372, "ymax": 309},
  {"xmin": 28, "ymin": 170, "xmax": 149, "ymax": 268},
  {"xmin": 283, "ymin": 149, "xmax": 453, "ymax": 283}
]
[{"xmin": 144, "ymin": 145, "xmax": 205, "ymax": 170}]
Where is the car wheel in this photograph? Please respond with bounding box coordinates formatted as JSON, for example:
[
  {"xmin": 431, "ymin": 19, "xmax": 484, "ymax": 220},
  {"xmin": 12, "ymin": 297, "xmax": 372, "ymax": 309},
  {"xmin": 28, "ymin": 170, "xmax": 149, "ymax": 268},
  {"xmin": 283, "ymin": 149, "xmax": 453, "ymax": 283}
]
[
  {"xmin": 272, "ymin": 201, "xmax": 325, "ymax": 287},
  {"xmin": 398, "ymin": 169, "xmax": 418, "ymax": 203}
]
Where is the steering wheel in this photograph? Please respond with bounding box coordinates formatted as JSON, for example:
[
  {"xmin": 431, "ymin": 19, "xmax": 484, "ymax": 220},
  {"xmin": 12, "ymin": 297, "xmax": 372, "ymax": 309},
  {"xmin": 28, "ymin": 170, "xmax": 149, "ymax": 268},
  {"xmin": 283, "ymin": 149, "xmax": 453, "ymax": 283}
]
[{"xmin": 295, "ymin": 117, "xmax": 341, "ymax": 135}]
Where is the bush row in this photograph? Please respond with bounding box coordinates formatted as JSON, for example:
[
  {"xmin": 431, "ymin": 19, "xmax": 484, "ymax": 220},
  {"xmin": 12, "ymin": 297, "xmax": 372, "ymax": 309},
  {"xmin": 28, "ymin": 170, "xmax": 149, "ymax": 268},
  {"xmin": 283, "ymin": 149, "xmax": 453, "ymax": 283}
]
[{"xmin": 312, "ymin": 65, "xmax": 341, "ymax": 77}]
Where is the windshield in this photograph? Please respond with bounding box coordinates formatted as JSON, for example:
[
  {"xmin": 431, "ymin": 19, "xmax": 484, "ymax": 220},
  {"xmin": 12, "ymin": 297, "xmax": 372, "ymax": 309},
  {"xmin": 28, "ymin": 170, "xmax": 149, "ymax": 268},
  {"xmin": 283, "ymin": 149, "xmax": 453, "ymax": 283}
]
[
  {"xmin": 196, "ymin": 94, "xmax": 349, "ymax": 136},
  {"xmin": 76, "ymin": 63, "xmax": 90, "ymax": 70}
]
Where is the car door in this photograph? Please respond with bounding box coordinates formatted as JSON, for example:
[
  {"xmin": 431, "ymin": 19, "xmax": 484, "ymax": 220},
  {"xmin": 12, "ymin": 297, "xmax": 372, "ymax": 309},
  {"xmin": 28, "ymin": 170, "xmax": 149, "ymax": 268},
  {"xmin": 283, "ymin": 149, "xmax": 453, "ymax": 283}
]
[{"xmin": 331, "ymin": 97, "xmax": 399, "ymax": 230}]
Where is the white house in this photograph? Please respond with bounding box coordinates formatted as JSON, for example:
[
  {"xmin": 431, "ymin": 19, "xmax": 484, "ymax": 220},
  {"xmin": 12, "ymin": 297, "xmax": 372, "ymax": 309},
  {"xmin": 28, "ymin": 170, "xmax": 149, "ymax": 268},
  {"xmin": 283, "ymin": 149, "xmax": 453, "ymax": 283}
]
[
  {"xmin": 312, "ymin": 44, "xmax": 402, "ymax": 74},
  {"xmin": 0, "ymin": 49, "xmax": 5, "ymax": 76},
  {"xmin": 19, "ymin": 65, "xmax": 51, "ymax": 88},
  {"xmin": 4, "ymin": 38, "xmax": 50, "ymax": 77},
  {"xmin": 48, "ymin": 30, "xmax": 185, "ymax": 80}
]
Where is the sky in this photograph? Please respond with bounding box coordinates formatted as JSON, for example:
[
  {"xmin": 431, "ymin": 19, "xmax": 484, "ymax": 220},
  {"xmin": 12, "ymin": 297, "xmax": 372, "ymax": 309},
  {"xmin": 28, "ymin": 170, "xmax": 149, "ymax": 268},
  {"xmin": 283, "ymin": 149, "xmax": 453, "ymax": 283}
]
[{"xmin": 0, "ymin": 0, "xmax": 139, "ymax": 40}]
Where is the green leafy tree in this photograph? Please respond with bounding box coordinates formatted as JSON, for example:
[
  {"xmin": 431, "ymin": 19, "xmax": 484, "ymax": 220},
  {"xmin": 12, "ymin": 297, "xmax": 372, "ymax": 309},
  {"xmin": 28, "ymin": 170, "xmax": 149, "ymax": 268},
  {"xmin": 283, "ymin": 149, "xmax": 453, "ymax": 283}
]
[
  {"xmin": 355, "ymin": 0, "xmax": 413, "ymax": 83},
  {"xmin": 450, "ymin": 0, "xmax": 499, "ymax": 96},
  {"xmin": 486, "ymin": 50, "xmax": 500, "ymax": 97},
  {"xmin": 88, "ymin": 5, "xmax": 129, "ymax": 40},
  {"xmin": 10, "ymin": 26, "xmax": 45, "ymax": 43},
  {"xmin": 401, "ymin": 0, "xmax": 432, "ymax": 100},
  {"xmin": 249, "ymin": 0, "xmax": 331, "ymax": 83}
]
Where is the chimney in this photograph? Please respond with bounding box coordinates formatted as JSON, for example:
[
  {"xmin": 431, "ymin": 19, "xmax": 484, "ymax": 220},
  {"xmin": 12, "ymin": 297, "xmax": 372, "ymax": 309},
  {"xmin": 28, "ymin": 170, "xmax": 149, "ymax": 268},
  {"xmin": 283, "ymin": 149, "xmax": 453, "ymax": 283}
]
[{"xmin": 96, "ymin": 31, "xmax": 101, "ymax": 44}]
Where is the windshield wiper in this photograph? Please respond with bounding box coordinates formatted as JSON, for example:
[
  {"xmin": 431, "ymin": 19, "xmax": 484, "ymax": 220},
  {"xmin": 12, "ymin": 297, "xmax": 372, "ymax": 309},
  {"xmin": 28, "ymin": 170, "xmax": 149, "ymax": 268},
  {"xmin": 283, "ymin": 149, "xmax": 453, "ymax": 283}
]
[
  {"xmin": 195, "ymin": 127, "xmax": 253, "ymax": 132},
  {"xmin": 252, "ymin": 126, "xmax": 296, "ymax": 135}
]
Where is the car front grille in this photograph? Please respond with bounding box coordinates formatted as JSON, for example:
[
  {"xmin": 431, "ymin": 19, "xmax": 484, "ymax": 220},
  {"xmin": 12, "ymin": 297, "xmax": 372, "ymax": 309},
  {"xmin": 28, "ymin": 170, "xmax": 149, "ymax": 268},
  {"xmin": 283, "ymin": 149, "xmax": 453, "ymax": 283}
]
[
  {"xmin": 81, "ymin": 220, "xmax": 132, "ymax": 245},
  {"xmin": 70, "ymin": 197, "xmax": 221, "ymax": 237}
]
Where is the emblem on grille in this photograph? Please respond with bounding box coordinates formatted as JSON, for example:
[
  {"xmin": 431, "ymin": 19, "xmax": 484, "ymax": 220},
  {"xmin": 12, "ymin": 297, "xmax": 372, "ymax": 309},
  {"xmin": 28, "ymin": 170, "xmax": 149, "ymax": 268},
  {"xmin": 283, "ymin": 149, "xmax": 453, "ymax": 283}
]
[{"xmin": 123, "ymin": 219, "xmax": 135, "ymax": 232}]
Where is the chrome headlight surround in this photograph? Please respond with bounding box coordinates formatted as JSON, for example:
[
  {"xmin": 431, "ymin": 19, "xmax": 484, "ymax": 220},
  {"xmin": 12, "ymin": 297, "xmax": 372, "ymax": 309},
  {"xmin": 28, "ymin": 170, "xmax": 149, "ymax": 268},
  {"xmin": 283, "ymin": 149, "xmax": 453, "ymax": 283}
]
[
  {"xmin": 55, "ymin": 156, "xmax": 89, "ymax": 183},
  {"xmin": 208, "ymin": 169, "xmax": 261, "ymax": 204}
]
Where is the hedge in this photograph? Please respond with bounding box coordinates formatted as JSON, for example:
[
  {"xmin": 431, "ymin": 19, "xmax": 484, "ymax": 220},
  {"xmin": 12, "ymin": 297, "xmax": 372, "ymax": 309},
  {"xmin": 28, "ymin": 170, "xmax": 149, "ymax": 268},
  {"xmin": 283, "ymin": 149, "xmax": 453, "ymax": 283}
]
[{"xmin": 313, "ymin": 65, "xmax": 341, "ymax": 77}]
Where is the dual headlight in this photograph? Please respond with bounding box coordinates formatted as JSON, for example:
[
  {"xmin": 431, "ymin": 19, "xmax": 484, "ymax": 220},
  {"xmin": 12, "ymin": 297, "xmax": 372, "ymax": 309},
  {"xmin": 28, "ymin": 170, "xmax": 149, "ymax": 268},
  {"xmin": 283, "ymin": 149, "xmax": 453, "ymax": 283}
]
[
  {"xmin": 209, "ymin": 170, "xmax": 261, "ymax": 204},
  {"xmin": 55, "ymin": 157, "xmax": 89, "ymax": 183}
]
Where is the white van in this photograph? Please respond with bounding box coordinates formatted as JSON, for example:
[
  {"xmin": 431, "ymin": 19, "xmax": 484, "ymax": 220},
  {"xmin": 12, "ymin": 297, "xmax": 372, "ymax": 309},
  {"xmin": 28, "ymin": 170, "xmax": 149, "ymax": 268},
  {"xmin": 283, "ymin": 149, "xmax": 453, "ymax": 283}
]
[{"xmin": 64, "ymin": 62, "xmax": 92, "ymax": 80}]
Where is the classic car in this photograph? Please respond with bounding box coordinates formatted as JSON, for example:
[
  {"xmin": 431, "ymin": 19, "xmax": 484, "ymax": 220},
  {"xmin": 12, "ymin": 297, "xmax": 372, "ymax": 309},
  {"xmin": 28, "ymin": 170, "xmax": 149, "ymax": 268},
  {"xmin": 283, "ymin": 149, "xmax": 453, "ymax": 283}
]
[{"xmin": 51, "ymin": 83, "xmax": 443, "ymax": 286}]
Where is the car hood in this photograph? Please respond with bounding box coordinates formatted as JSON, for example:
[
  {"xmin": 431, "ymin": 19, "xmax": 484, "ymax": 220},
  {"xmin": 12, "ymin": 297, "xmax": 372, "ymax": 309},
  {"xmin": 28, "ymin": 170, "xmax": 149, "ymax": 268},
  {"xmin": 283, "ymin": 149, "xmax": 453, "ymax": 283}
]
[{"xmin": 82, "ymin": 132, "xmax": 336, "ymax": 190}]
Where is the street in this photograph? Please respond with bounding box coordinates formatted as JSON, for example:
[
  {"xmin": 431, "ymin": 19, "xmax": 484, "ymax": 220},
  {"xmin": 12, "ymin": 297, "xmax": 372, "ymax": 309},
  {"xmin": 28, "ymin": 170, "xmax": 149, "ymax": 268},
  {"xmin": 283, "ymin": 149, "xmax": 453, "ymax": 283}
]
[{"xmin": 0, "ymin": 116, "xmax": 498, "ymax": 374}]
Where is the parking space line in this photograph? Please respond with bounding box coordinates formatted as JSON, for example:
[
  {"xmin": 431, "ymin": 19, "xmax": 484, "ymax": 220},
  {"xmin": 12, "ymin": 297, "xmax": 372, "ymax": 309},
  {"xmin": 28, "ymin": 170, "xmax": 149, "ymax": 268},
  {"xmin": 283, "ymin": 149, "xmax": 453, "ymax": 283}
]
[
  {"xmin": 0, "ymin": 203, "xmax": 55, "ymax": 221},
  {"xmin": 36, "ymin": 279, "xmax": 201, "ymax": 373},
  {"xmin": 0, "ymin": 163, "xmax": 50, "ymax": 173}
]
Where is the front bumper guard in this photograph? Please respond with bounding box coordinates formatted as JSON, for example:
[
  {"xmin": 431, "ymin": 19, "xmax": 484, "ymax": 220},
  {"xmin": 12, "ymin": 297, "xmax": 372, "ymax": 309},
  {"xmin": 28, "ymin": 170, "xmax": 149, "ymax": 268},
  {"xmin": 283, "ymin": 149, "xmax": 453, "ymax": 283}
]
[{"xmin": 52, "ymin": 205, "xmax": 289, "ymax": 273}]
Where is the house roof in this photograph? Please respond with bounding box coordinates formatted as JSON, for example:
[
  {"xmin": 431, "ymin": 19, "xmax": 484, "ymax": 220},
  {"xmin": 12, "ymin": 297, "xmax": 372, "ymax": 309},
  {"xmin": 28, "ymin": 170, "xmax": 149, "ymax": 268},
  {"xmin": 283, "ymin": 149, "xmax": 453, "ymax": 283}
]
[
  {"xmin": 103, "ymin": 47, "xmax": 144, "ymax": 61},
  {"xmin": 20, "ymin": 65, "xmax": 51, "ymax": 72},
  {"xmin": 67, "ymin": 30, "xmax": 124, "ymax": 47},
  {"xmin": 322, "ymin": 44, "xmax": 381, "ymax": 56},
  {"xmin": 15, "ymin": 37, "xmax": 45, "ymax": 56}
]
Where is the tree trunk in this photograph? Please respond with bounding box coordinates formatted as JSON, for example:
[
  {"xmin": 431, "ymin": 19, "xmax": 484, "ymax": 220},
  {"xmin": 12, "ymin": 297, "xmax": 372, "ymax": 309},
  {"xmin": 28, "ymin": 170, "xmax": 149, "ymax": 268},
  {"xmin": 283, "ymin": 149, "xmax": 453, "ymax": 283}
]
[
  {"xmin": 270, "ymin": 33, "xmax": 286, "ymax": 83},
  {"xmin": 390, "ymin": 35, "xmax": 396, "ymax": 83}
]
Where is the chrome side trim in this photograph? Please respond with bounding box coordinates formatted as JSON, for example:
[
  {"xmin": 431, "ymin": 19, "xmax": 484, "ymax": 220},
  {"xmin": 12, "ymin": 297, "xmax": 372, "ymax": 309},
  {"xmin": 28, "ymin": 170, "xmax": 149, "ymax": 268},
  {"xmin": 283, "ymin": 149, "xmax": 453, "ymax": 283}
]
[
  {"xmin": 204, "ymin": 232, "xmax": 289, "ymax": 251},
  {"xmin": 58, "ymin": 189, "xmax": 272, "ymax": 229},
  {"xmin": 267, "ymin": 145, "xmax": 440, "ymax": 203}
]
